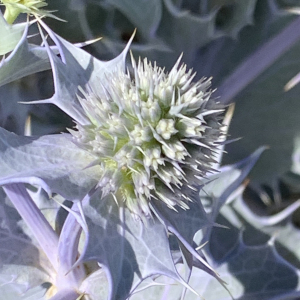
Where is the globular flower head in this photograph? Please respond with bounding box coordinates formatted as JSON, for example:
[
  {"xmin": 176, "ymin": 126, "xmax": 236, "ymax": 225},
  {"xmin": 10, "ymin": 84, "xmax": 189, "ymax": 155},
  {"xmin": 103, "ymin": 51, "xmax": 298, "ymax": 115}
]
[{"xmin": 70, "ymin": 55, "xmax": 224, "ymax": 217}]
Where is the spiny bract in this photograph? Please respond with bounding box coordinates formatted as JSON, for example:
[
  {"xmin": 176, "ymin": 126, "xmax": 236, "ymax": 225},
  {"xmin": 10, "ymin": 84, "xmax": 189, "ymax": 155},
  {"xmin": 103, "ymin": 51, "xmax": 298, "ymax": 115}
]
[{"xmin": 69, "ymin": 55, "xmax": 225, "ymax": 217}]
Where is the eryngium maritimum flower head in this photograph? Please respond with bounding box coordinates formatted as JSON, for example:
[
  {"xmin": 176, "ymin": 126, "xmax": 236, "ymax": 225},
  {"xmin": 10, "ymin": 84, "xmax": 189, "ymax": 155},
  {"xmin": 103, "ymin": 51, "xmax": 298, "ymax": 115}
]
[{"xmin": 70, "ymin": 55, "xmax": 224, "ymax": 217}]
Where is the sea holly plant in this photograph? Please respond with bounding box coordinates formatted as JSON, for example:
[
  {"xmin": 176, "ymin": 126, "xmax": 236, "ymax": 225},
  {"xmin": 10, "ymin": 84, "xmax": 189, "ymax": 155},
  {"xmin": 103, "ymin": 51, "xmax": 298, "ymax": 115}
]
[
  {"xmin": 0, "ymin": 19, "xmax": 225, "ymax": 298},
  {"xmin": 1, "ymin": 6, "xmax": 300, "ymax": 300}
]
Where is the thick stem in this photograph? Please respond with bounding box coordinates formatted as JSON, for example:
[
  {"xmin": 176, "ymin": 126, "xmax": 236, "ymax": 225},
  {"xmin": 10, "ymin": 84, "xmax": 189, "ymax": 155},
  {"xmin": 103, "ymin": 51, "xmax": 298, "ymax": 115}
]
[
  {"xmin": 56, "ymin": 205, "xmax": 86, "ymax": 291},
  {"xmin": 3, "ymin": 183, "xmax": 59, "ymax": 271},
  {"xmin": 217, "ymin": 17, "xmax": 300, "ymax": 104}
]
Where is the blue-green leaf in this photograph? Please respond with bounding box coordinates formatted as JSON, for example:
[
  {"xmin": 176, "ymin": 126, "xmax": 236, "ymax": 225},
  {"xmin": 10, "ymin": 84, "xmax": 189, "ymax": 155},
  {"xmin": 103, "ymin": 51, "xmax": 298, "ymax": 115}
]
[
  {"xmin": 0, "ymin": 127, "xmax": 100, "ymax": 200},
  {"xmin": 106, "ymin": 0, "xmax": 162, "ymax": 38},
  {"xmin": 79, "ymin": 269, "xmax": 109, "ymax": 300},
  {"xmin": 0, "ymin": 13, "xmax": 27, "ymax": 56},
  {"xmin": 32, "ymin": 22, "xmax": 133, "ymax": 125},
  {"xmin": 82, "ymin": 195, "xmax": 186, "ymax": 300},
  {"xmin": 130, "ymin": 239, "xmax": 300, "ymax": 300},
  {"xmin": 0, "ymin": 25, "xmax": 51, "ymax": 88}
]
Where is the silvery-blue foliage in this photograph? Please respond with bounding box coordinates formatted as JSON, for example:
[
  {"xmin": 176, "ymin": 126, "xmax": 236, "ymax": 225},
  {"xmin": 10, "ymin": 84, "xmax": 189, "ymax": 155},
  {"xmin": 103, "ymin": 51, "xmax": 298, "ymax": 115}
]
[
  {"xmin": 1, "ymin": 1, "xmax": 300, "ymax": 300},
  {"xmin": 44, "ymin": 0, "xmax": 300, "ymax": 184}
]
